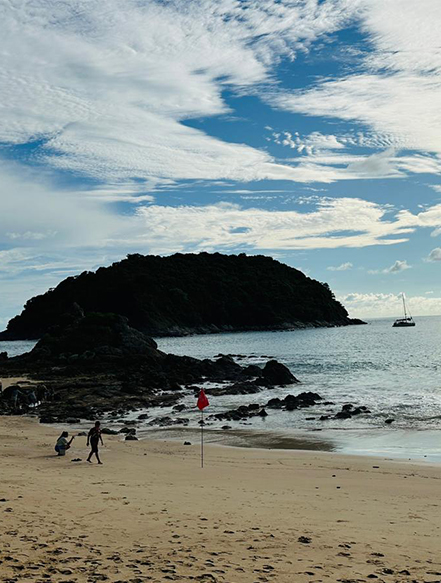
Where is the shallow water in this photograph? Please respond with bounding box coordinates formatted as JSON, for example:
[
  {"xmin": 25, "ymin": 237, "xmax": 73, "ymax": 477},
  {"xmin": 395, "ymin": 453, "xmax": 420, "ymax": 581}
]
[{"xmin": 153, "ymin": 316, "xmax": 441, "ymax": 460}]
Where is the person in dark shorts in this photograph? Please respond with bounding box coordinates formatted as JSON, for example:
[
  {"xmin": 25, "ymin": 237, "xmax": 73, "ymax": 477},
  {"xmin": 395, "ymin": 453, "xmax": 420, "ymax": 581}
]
[{"xmin": 87, "ymin": 421, "xmax": 104, "ymax": 464}]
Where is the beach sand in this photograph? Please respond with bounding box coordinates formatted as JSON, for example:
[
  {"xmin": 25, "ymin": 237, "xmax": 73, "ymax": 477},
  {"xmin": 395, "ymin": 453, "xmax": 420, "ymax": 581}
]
[{"xmin": 0, "ymin": 416, "xmax": 440, "ymax": 583}]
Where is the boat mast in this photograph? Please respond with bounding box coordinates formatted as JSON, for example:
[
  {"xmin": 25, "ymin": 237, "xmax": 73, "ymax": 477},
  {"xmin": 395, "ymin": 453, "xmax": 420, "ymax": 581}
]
[{"xmin": 402, "ymin": 293, "xmax": 408, "ymax": 319}]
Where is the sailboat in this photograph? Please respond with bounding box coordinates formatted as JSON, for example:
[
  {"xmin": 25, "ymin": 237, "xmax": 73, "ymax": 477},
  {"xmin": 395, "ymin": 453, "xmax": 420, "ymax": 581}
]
[{"xmin": 392, "ymin": 293, "xmax": 415, "ymax": 327}]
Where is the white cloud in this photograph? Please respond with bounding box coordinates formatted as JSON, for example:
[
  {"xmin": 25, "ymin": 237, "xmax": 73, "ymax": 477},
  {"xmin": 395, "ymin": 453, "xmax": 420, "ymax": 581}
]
[
  {"xmin": 327, "ymin": 262, "xmax": 353, "ymax": 271},
  {"xmin": 340, "ymin": 292, "xmax": 441, "ymax": 318},
  {"xmin": 131, "ymin": 198, "xmax": 441, "ymax": 252},
  {"xmin": 273, "ymin": 131, "xmax": 347, "ymax": 155},
  {"xmin": 368, "ymin": 259, "xmax": 412, "ymax": 275},
  {"xmin": 0, "ymin": 162, "xmax": 120, "ymax": 251},
  {"xmin": 271, "ymin": 1, "xmax": 441, "ymax": 158},
  {"xmin": 426, "ymin": 248, "xmax": 441, "ymax": 262},
  {"xmin": 384, "ymin": 260, "xmax": 411, "ymax": 274},
  {"xmin": 0, "ymin": 0, "xmax": 360, "ymax": 188}
]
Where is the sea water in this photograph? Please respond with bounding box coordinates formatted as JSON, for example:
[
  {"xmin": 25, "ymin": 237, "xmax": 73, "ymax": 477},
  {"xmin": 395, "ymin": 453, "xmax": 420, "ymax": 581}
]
[
  {"xmin": 155, "ymin": 316, "xmax": 441, "ymax": 460},
  {"xmin": 2, "ymin": 316, "xmax": 441, "ymax": 460}
]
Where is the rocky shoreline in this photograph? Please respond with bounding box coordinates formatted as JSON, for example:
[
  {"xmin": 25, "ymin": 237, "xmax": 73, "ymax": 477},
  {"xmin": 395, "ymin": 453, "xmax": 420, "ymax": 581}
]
[{"xmin": 0, "ymin": 311, "xmax": 373, "ymax": 437}]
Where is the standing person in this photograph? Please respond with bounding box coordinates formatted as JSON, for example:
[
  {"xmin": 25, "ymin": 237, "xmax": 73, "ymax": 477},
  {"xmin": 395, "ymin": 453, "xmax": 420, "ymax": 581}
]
[
  {"xmin": 87, "ymin": 421, "xmax": 104, "ymax": 464},
  {"xmin": 55, "ymin": 431, "xmax": 74, "ymax": 456}
]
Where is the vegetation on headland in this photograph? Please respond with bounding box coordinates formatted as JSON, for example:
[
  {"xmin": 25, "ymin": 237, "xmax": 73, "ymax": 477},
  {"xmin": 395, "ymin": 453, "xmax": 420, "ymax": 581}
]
[{"xmin": 0, "ymin": 252, "xmax": 364, "ymax": 340}]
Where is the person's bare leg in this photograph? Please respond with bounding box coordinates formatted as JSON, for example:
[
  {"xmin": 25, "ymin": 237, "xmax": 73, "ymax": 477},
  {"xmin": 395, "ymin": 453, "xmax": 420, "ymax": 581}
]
[
  {"xmin": 87, "ymin": 450, "xmax": 93, "ymax": 463},
  {"xmin": 95, "ymin": 451, "xmax": 103, "ymax": 464}
]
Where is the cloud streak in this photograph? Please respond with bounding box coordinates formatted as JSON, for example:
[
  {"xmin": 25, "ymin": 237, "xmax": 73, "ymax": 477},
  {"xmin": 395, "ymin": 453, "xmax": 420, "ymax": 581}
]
[
  {"xmin": 0, "ymin": 0, "xmax": 359, "ymax": 189},
  {"xmin": 271, "ymin": 1, "xmax": 441, "ymax": 159}
]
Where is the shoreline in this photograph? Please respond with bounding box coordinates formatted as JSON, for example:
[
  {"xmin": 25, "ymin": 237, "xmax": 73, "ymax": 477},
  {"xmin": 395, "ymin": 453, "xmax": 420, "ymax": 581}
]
[
  {"xmin": 1, "ymin": 415, "xmax": 440, "ymax": 582},
  {"xmin": 46, "ymin": 412, "xmax": 441, "ymax": 464}
]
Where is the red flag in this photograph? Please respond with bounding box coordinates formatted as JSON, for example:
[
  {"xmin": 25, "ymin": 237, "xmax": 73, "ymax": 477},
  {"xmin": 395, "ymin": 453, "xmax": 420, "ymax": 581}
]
[{"xmin": 197, "ymin": 389, "xmax": 209, "ymax": 410}]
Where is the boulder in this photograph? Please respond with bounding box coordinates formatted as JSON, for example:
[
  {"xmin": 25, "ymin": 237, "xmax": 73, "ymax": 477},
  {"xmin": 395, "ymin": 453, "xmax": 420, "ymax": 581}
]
[
  {"xmin": 125, "ymin": 434, "xmax": 138, "ymax": 441},
  {"xmin": 262, "ymin": 360, "xmax": 299, "ymax": 385}
]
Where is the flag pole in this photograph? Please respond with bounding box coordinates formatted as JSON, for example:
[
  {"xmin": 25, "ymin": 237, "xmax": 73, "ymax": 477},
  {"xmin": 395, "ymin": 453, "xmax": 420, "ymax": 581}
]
[{"xmin": 201, "ymin": 409, "xmax": 204, "ymax": 468}]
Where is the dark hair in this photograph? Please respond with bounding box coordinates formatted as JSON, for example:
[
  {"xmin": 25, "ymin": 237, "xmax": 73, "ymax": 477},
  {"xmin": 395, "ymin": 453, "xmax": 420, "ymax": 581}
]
[
  {"xmin": 95, "ymin": 421, "xmax": 100, "ymax": 426},
  {"xmin": 61, "ymin": 431, "xmax": 69, "ymax": 438}
]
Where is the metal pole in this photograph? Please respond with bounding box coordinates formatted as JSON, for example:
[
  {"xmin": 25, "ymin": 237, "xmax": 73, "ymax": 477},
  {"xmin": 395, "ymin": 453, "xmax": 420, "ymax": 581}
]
[{"xmin": 201, "ymin": 409, "xmax": 204, "ymax": 468}]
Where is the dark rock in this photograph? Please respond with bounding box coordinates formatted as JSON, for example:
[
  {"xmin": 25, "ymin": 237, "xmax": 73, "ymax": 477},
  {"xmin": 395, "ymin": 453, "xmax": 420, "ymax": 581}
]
[
  {"xmin": 184, "ymin": 441, "xmax": 192, "ymax": 445},
  {"xmin": 39, "ymin": 415, "xmax": 56, "ymax": 423},
  {"xmin": 205, "ymin": 381, "xmax": 262, "ymax": 396},
  {"xmin": 266, "ymin": 397, "xmax": 283, "ymax": 409},
  {"xmin": 385, "ymin": 418, "xmax": 395, "ymax": 424},
  {"xmin": 214, "ymin": 403, "xmax": 268, "ymax": 422},
  {"xmin": 101, "ymin": 428, "xmax": 118, "ymax": 435},
  {"xmin": 335, "ymin": 410, "xmax": 352, "ymax": 420},
  {"xmin": 284, "ymin": 395, "xmax": 298, "ymax": 411},
  {"xmin": 221, "ymin": 425, "xmax": 231, "ymax": 430},
  {"xmin": 119, "ymin": 427, "xmax": 136, "ymax": 434},
  {"xmin": 0, "ymin": 351, "xmax": 8, "ymax": 361},
  {"xmin": 125, "ymin": 434, "xmax": 138, "ymax": 441},
  {"xmin": 148, "ymin": 416, "xmax": 189, "ymax": 427},
  {"xmin": 319, "ymin": 415, "xmax": 330, "ymax": 421},
  {"xmin": 240, "ymin": 364, "xmax": 263, "ymax": 378},
  {"xmin": 298, "ymin": 536, "xmax": 311, "ymax": 544},
  {"xmin": 137, "ymin": 413, "xmax": 149, "ymax": 420},
  {"xmin": 262, "ymin": 360, "xmax": 299, "ymax": 385},
  {"xmin": 173, "ymin": 404, "xmax": 186, "ymax": 412}
]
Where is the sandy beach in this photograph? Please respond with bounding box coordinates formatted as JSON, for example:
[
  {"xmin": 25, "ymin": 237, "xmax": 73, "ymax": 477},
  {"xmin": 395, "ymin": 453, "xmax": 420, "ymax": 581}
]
[{"xmin": 0, "ymin": 416, "xmax": 440, "ymax": 583}]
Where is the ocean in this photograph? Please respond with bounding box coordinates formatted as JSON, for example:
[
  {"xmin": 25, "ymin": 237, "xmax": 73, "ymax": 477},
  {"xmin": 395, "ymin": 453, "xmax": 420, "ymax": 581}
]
[{"xmin": 1, "ymin": 315, "xmax": 441, "ymax": 460}]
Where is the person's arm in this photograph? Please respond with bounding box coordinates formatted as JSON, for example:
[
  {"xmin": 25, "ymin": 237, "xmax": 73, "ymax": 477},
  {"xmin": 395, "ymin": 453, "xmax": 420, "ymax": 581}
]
[
  {"xmin": 100, "ymin": 432, "xmax": 104, "ymax": 446},
  {"xmin": 87, "ymin": 430, "xmax": 91, "ymax": 447},
  {"xmin": 68, "ymin": 436, "xmax": 75, "ymax": 446}
]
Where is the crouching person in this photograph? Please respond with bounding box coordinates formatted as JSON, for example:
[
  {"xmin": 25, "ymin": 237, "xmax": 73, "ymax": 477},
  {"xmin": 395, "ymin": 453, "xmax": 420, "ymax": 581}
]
[{"xmin": 55, "ymin": 431, "xmax": 74, "ymax": 456}]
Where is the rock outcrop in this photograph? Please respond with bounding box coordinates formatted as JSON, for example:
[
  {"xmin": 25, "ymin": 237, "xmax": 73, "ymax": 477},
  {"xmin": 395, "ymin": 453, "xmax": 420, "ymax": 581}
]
[{"xmin": 0, "ymin": 311, "xmax": 301, "ymax": 422}]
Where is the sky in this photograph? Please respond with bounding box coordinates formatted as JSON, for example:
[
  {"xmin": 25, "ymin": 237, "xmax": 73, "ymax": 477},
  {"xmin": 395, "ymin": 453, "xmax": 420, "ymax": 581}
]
[{"xmin": 1, "ymin": 0, "xmax": 441, "ymax": 327}]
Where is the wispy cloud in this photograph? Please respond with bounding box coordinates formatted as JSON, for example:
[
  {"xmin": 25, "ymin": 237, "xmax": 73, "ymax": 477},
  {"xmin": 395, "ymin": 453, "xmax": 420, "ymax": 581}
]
[
  {"xmin": 0, "ymin": 0, "xmax": 359, "ymax": 189},
  {"xmin": 426, "ymin": 248, "xmax": 441, "ymax": 262},
  {"xmin": 327, "ymin": 262, "xmax": 353, "ymax": 271},
  {"xmin": 369, "ymin": 259, "xmax": 412, "ymax": 275},
  {"xmin": 132, "ymin": 198, "xmax": 441, "ymax": 253},
  {"xmin": 271, "ymin": 1, "xmax": 441, "ymax": 161}
]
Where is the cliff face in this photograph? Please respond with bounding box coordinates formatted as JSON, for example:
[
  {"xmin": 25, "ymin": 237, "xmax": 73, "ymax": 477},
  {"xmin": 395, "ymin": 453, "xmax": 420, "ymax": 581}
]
[{"xmin": 0, "ymin": 252, "xmax": 362, "ymax": 340}]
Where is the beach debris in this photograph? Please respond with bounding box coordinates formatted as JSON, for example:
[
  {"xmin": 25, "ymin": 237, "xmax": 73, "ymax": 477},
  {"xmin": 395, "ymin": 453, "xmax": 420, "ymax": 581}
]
[
  {"xmin": 71, "ymin": 458, "xmax": 82, "ymax": 462},
  {"xmin": 298, "ymin": 536, "xmax": 311, "ymax": 544},
  {"xmin": 184, "ymin": 441, "xmax": 192, "ymax": 445}
]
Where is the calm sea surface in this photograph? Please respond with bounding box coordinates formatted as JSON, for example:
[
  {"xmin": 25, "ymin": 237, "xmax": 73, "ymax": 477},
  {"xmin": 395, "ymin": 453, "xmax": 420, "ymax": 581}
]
[{"xmin": 2, "ymin": 316, "xmax": 441, "ymax": 460}]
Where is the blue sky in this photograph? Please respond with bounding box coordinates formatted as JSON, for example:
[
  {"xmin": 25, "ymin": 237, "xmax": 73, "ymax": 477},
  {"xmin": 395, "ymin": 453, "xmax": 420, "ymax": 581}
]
[{"xmin": 1, "ymin": 0, "xmax": 441, "ymax": 327}]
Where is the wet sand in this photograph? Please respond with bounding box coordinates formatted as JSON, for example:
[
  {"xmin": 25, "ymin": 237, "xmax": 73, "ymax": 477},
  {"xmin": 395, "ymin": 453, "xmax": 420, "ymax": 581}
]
[{"xmin": 1, "ymin": 416, "xmax": 440, "ymax": 583}]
